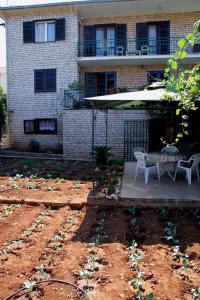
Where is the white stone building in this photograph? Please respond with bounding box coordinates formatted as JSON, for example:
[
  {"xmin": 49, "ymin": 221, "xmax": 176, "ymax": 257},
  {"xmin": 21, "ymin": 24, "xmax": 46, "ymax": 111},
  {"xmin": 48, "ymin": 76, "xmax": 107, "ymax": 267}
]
[{"xmin": 0, "ymin": 0, "xmax": 200, "ymax": 160}]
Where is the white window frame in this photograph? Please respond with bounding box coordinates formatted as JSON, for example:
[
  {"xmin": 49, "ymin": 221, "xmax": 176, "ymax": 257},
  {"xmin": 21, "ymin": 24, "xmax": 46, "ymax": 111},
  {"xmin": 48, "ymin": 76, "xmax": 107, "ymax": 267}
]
[{"xmin": 35, "ymin": 20, "xmax": 56, "ymax": 43}]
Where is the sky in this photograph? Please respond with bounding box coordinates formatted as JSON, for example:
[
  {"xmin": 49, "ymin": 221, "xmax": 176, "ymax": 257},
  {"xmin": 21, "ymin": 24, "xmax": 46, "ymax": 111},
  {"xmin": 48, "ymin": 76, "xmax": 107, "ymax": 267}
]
[{"xmin": 0, "ymin": 0, "xmax": 80, "ymax": 67}]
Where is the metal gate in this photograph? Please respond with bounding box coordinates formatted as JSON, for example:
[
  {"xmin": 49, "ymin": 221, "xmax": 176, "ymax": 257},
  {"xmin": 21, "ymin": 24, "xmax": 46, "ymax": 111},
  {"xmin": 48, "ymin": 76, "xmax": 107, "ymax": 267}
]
[{"xmin": 124, "ymin": 120, "xmax": 149, "ymax": 161}]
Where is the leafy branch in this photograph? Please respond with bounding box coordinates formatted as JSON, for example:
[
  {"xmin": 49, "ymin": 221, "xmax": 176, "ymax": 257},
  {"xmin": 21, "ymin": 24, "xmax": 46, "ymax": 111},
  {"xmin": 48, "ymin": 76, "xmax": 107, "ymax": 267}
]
[{"xmin": 163, "ymin": 20, "xmax": 200, "ymax": 145}]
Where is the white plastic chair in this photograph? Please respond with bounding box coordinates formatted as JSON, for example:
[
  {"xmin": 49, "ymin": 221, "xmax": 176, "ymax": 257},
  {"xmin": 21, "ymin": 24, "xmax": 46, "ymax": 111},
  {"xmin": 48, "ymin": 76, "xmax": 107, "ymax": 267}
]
[
  {"xmin": 133, "ymin": 147, "xmax": 146, "ymax": 153},
  {"xmin": 161, "ymin": 146, "xmax": 178, "ymax": 154},
  {"xmin": 134, "ymin": 151, "xmax": 160, "ymax": 184},
  {"xmin": 141, "ymin": 45, "xmax": 149, "ymax": 55},
  {"xmin": 174, "ymin": 153, "xmax": 200, "ymax": 185},
  {"xmin": 116, "ymin": 45, "xmax": 124, "ymax": 56}
]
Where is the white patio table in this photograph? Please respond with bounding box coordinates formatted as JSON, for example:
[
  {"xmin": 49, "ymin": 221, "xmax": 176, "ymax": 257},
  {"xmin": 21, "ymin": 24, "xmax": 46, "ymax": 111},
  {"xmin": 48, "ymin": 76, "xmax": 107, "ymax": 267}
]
[{"xmin": 148, "ymin": 152, "xmax": 185, "ymax": 181}]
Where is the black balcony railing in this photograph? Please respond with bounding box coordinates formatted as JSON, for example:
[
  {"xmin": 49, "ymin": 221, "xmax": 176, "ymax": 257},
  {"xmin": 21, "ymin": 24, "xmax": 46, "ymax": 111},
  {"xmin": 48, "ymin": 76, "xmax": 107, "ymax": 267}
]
[
  {"xmin": 64, "ymin": 87, "xmax": 139, "ymax": 109},
  {"xmin": 78, "ymin": 37, "xmax": 200, "ymax": 57}
]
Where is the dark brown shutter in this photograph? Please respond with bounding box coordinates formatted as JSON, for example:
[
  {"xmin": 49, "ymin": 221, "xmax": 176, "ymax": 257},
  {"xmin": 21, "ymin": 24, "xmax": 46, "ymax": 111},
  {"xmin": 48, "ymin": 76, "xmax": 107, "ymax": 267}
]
[
  {"xmin": 136, "ymin": 23, "xmax": 148, "ymax": 50},
  {"xmin": 45, "ymin": 69, "xmax": 56, "ymax": 92},
  {"xmin": 34, "ymin": 70, "xmax": 45, "ymax": 92},
  {"xmin": 23, "ymin": 21, "xmax": 34, "ymax": 43},
  {"xmin": 83, "ymin": 25, "xmax": 96, "ymax": 56},
  {"xmin": 56, "ymin": 18, "xmax": 66, "ymax": 41},
  {"xmin": 116, "ymin": 24, "xmax": 127, "ymax": 54},
  {"xmin": 157, "ymin": 21, "xmax": 170, "ymax": 54},
  {"xmin": 85, "ymin": 73, "xmax": 96, "ymax": 97}
]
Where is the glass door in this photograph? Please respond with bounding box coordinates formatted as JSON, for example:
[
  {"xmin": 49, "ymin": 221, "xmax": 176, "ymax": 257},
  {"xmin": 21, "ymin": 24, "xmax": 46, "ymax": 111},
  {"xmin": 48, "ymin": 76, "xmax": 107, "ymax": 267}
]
[
  {"xmin": 96, "ymin": 26, "xmax": 115, "ymax": 56},
  {"xmin": 148, "ymin": 24, "xmax": 157, "ymax": 54}
]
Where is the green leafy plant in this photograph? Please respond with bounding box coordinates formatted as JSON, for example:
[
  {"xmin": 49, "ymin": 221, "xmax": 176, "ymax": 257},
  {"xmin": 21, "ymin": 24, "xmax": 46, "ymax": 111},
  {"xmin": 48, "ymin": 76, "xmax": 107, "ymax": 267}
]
[
  {"xmin": 163, "ymin": 20, "xmax": 200, "ymax": 144},
  {"xmin": 48, "ymin": 186, "xmax": 58, "ymax": 191},
  {"xmin": 91, "ymin": 146, "xmax": 112, "ymax": 167},
  {"xmin": 163, "ymin": 222, "xmax": 180, "ymax": 244},
  {"xmin": 23, "ymin": 280, "xmax": 36, "ymax": 292},
  {"xmin": 181, "ymin": 254, "xmax": 189, "ymax": 270},
  {"xmin": 0, "ymin": 86, "xmax": 7, "ymax": 143},
  {"xmin": 192, "ymin": 287, "xmax": 200, "ymax": 300}
]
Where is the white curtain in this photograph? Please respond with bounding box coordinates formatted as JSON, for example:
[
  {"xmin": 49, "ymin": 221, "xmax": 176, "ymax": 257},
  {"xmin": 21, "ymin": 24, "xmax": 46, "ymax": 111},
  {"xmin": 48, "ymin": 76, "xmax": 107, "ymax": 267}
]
[
  {"xmin": 39, "ymin": 120, "xmax": 55, "ymax": 131},
  {"xmin": 35, "ymin": 22, "xmax": 45, "ymax": 42},
  {"xmin": 107, "ymin": 27, "xmax": 115, "ymax": 55},
  {"xmin": 47, "ymin": 22, "xmax": 55, "ymax": 42},
  {"xmin": 96, "ymin": 28, "xmax": 104, "ymax": 56}
]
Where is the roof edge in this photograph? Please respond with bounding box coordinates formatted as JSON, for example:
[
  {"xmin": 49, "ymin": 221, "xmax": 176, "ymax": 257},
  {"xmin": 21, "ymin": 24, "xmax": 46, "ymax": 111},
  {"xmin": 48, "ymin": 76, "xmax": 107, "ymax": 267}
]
[{"xmin": 0, "ymin": 0, "xmax": 136, "ymax": 11}]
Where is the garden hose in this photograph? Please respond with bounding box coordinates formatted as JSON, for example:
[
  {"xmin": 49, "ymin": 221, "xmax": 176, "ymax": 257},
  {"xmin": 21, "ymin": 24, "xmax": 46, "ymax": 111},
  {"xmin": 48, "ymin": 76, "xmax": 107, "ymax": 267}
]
[{"xmin": 3, "ymin": 278, "xmax": 93, "ymax": 300}]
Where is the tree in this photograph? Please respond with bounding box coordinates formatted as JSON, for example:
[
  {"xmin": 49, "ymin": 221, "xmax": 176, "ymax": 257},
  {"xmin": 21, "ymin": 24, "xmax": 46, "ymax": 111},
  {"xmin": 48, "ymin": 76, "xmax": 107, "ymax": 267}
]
[
  {"xmin": 163, "ymin": 20, "xmax": 200, "ymax": 145},
  {"xmin": 0, "ymin": 86, "xmax": 7, "ymax": 145}
]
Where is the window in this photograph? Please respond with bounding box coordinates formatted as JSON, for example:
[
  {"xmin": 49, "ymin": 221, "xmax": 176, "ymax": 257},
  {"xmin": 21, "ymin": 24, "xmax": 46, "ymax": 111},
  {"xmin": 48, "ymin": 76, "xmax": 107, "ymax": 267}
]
[
  {"xmin": 23, "ymin": 18, "xmax": 65, "ymax": 43},
  {"xmin": 35, "ymin": 119, "xmax": 57, "ymax": 134},
  {"xmin": 34, "ymin": 69, "xmax": 56, "ymax": 93},
  {"xmin": 147, "ymin": 71, "xmax": 165, "ymax": 85},
  {"xmin": 35, "ymin": 20, "xmax": 55, "ymax": 43},
  {"xmin": 24, "ymin": 120, "xmax": 35, "ymax": 134},
  {"xmin": 24, "ymin": 119, "xmax": 57, "ymax": 134}
]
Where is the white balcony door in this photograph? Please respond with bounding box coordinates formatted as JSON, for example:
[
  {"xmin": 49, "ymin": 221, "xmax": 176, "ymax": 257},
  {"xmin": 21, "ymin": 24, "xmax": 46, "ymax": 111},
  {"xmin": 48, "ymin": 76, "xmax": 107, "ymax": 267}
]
[
  {"xmin": 107, "ymin": 27, "xmax": 115, "ymax": 55},
  {"xmin": 96, "ymin": 27, "xmax": 104, "ymax": 56},
  {"xmin": 96, "ymin": 26, "xmax": 115, "ymax": 56},
  {"xmin": 148, "ymin": 25, "xmax": 157, "ymax": 54}
]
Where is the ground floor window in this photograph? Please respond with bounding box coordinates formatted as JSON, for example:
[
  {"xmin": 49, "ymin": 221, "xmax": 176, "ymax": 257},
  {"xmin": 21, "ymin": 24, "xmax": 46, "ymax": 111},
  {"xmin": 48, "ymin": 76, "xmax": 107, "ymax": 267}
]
[{"xmin": 24, "ymin": 119, "xmax": 57, "ymax": 134}]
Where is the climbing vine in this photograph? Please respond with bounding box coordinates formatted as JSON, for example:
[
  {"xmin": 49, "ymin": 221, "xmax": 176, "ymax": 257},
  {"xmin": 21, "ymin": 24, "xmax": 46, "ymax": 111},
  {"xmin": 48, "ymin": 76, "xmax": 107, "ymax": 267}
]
[{"xmin": 163, "ymin": 20, "xmax": 200, "ymax": 145}]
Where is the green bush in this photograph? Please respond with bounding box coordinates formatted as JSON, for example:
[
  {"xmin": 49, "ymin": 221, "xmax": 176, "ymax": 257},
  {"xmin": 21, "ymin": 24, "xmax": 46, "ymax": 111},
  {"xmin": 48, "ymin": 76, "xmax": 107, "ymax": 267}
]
[
  {"xmin": 91, "ymin": 146, "xmax": 112, "ymax": 167},
  {"xmin": 0, "ymin": 86, "xmax": 7, "ymax": 143}
]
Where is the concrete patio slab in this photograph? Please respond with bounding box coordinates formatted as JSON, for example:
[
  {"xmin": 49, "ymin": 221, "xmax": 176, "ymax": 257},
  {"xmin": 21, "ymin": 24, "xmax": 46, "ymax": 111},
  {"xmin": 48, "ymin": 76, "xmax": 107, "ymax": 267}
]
[{"xmin": 120, "ymin": 162, "xmax": 200, "ymax": 204}]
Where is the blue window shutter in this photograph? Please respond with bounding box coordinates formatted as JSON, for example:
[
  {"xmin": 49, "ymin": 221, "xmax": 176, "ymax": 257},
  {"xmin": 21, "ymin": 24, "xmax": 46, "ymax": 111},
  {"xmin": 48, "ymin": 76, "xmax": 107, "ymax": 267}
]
[
  {"xmin": 116, "ymin": 24, "xmax": 127, "ymax": 54},
  {"xmin": 23, "ymin": 21, "xmax": 34, "ymax": 43},
  {"xmin": 56, "ymin": 18, "xmax": 66, "ymax": 41},
  {"xmin": 83, "ymin": 25, "xmax": 96, "ymax": 56},
  {"xmin": 136, "ymin": 23, "xmax": 148, "ymax": 50}
]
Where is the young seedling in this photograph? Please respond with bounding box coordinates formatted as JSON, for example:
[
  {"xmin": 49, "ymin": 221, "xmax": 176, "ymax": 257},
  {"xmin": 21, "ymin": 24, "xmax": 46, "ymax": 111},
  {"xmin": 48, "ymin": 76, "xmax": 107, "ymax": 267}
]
[
  {"xmin": 55, "ymin": 177, "xmax": 64, "ymax": 183},
  {"xmin": 48, "ymin": 186, "xmax": 58, "ymax": 191},
  {"xmin": 192, "ymin": 287, "xmax": 200, "ymax": 300},
  {"xmin": 79, "ymin": 270, "xmax": 93, "ymax": 286},
  {"xmin": 163, "ymin": 222, "xmax": 180, "ymax": 245},
  {"xmin": 172, "ymin": 245, "xmax": 180, "ymax": 259},
  {"xmin": 27, "ymin": 183, "xmax": 37, "ymax": 190},
  {"xmin": 73, "ymin": 179, "xmax": 81, "ymax": 190},
  {"xmin": 23, "ymin": 280, "xmax": 36, "ymax": 292},
  {"xmin": 36, "ymin": 264, "xmax": 50, "ymax": 279},
  {"xmin": 181, "ymin": 254, "xmax": 189, "ymax": 270},
  {"xmin": 12, "ymin": 184, "xmax": 21, "ymax": 190}
]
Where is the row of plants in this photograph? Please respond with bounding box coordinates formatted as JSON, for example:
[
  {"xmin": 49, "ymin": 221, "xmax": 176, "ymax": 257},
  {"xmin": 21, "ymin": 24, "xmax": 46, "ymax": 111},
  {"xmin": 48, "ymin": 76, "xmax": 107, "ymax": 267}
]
[
  {"xmin": 160, "ymin": 209, "xmax": 200, "ymax": 300},
  {"xmin": 0, "ymin": 208, "xmax": 53, "ymax": 257},
  {"xmin": 127, "ymin": 208, "xmax": 154, "ymax": 300},
  {"xmin": 78, "ymin": 209, "xmax": 109, "ymax": 292},
  {"xmin": 0, "ymin": 204, "xmax": 21, "ymax": 220}
]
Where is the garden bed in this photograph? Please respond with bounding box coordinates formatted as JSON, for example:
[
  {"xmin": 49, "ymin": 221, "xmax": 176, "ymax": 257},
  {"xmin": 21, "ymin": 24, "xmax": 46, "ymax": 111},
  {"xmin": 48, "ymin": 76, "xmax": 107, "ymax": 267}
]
[{"xmin": 0, "ymin": 204, "xmax": 199, "ymax": 300}]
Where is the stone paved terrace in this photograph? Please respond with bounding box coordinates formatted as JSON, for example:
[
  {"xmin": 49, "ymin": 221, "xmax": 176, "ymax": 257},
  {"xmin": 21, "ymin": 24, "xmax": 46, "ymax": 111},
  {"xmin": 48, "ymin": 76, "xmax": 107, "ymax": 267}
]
[{"xmin": 120, "ymin": 162, "xmax": 200, "ymax": 205}]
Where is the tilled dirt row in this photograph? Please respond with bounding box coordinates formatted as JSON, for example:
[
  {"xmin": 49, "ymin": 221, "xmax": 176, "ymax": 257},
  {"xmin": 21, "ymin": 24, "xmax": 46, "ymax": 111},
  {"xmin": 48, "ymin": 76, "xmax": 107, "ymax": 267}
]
[{"xmin": 0, "ymin": 205, "xmax": 199, "ymax": 300}]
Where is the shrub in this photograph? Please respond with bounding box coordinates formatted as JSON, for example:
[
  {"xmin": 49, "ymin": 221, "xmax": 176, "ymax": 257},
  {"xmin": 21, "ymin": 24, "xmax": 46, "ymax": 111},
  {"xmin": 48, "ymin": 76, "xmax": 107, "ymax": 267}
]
[
  {"xmin": 51, "ymin": 144, "xmax": 63, "ymax": 154},
  {"xmin": 91, "ymin": 146, "xmax": 112, "ymax": 167},
  {"xmin": 29, "ymin": 140, "xmax": 40, "ymax": 153}
]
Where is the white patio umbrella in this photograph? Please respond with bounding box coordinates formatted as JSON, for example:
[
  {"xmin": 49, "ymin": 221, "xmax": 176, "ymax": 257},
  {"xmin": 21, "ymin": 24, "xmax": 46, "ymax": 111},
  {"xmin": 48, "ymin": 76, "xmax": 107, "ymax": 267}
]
[{"xmin": 85, "ymin": 88, "xmax": 169, "ymax": 102}]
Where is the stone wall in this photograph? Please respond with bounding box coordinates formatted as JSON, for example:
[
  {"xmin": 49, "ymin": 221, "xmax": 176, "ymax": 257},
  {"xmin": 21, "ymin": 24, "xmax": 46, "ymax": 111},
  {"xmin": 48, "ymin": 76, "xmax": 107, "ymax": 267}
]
[
  {"xmin": 5, "ymin": 6, "xmax": 79, "ymax": 150},
  {"xmin": 80, "ymin": 11, "xmax": 200, "ymax": 39},
  {"xmin": 63, "ymin": 109, "xmax": 149, "ymax": 161}
]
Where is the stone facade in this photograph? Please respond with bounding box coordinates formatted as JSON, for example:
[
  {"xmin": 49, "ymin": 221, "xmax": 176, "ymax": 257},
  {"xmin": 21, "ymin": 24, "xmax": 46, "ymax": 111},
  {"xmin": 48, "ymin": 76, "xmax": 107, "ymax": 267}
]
[
  {"xmin": 3, "ymin": 4, "xmax": 200, "ymax": 156},
  {"xmin": 5, "ymin": 6, "xmax": 79, "ymax": 150},
  {"xmin": 80, "ymin": 65, "xmax": 167, "ymax": 90},
  {"xmin": 79, "ymin": 11, "xmax": 200, "ymax": 39},
  {"xmin": 63, "ymin": 109, "xmax": 149, "ymax": 161}
]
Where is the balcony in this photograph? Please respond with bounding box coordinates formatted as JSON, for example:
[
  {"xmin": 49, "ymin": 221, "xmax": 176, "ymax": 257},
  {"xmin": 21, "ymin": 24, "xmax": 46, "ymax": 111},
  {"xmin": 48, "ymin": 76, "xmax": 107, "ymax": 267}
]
[
  {"xmin": 78, "ymin": 37, "xmax": 200, "ymax": 66},
  {"xmin": 64, "ymin": 87, "xmax": 138, "ymax": 109}
]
